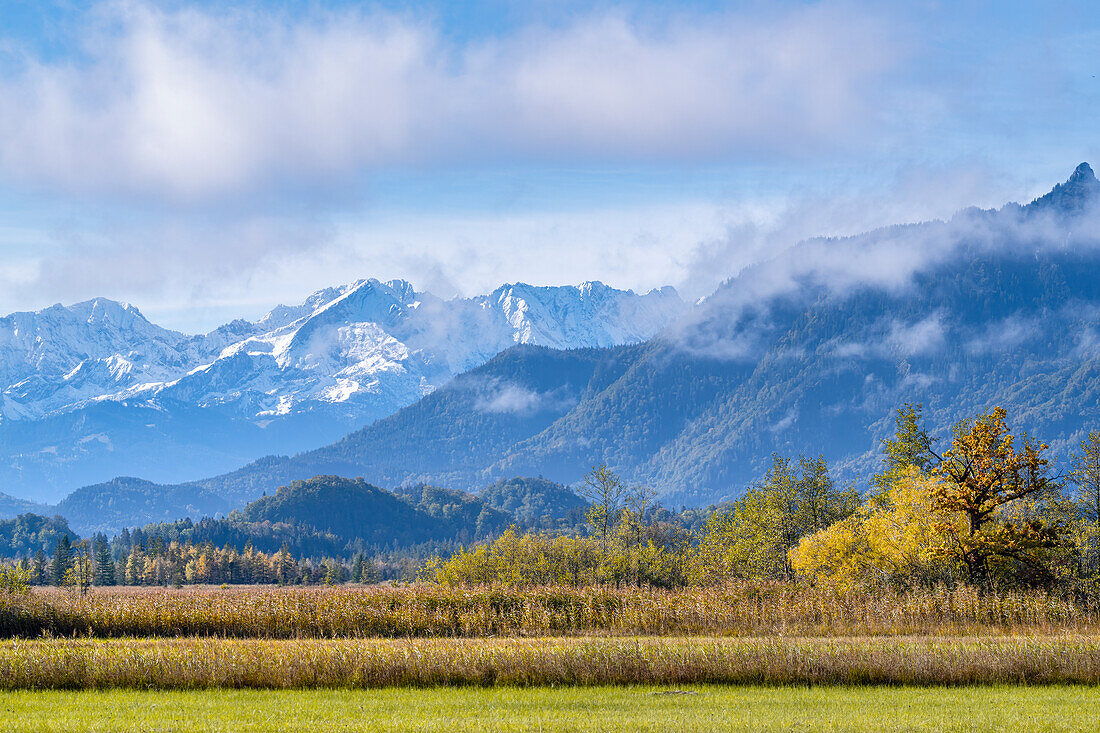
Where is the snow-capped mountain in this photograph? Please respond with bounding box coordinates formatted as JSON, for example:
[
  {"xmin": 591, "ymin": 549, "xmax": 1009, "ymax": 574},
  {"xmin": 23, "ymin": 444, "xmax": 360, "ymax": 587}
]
[
  {"xmin": 0, "ymin": 298, "xmax": 193, "ymax": 421},
  {"xmin": 3, "ymin": 279, "xmax": 685, "ymax": 425},
  {"xmin": 0, "ymin": 280, "xmax": 686, "ymax": 501}
]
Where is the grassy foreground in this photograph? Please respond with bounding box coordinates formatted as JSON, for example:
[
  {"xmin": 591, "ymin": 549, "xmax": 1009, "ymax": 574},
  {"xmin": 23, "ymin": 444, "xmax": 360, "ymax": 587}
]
[
  {"xmin": 1, "ymin": 685, "xmax": 1097, "ymax": 732},
  {"xmin": 5, "ymin": 636, "xmax": 1100, "ymax": 688}
]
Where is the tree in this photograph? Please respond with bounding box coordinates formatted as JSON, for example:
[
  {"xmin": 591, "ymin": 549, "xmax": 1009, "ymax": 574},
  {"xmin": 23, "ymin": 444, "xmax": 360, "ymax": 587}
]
[
  {"xmin": 695, "ymin": 454, "xmax": 857, "ymax": 581},
  {"xmin": 579, "ymin": 465, "xmax": 627, "ymax": 550},
  {"xmin": 790, "ymin": 468, "xmax": 953, "ymax": 589},
  {"xmin": 0, "ymin": 563, "xmax": 29, "ymax": 595},
  {"xmin": 473, "ymin": 507, "xmax": 497, "ymax": 540},
  {"xmin": 93, "ymin": 535, "xmax": 116, "ymax": 586},
  {"xmin": 323, "ymin": 560, "xmax": 345, "ymax": 586},
  {"xmin": 930, "ymin": 407, "xmax": 1067, "ymax": 584},
  {"xmin": 350, "ymin": 553, "xmax": 366, "ymax": 584},
  {"xmin": 30, "ymin": 550, "xmax": 47, "ymax": 585},
  {"xmin": 50, "ymin": 535, "xmax": 73, "ymax": 586},
  {"xmin": 1071, "ymin": 431, "xmax": 1100, "ymax": 524},
  {"xmin": 618, "ymin": 484, "xmax": 656, "ymax": 551},
  {"xmin": 125, "ymin": 546, "xmax": 145, "ymax": 585},
  {"xmin": 873, "ymin": 403, "xmax": 935, "ymax": 494}
]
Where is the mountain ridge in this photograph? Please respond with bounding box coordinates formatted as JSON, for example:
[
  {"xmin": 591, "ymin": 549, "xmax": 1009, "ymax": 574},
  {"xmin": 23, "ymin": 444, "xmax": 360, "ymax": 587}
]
[
  {"xmin": 16, "ymin": 163, "xmax": 1100, "ymax": 527},
  {"xmin": 87, "ymin": 162, "xmax": 1100, "ymax": 510},
  {"xmin": 0, "ymin": 279, "xmax": 686, "ymax": 501}
]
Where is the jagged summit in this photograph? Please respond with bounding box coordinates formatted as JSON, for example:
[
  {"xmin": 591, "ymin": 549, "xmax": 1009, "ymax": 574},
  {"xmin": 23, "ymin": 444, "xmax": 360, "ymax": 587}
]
[
  {"xmin": 0, "ymin": 276, "xmax": 689, "ymax": 500},
  {"xmin": 0, "ymin": 278, "xmax": 687, "ymax": 427},
  {"xmin": 1028, "ymin": 162, "xmax": 1100, "ymax": 213},
  {"xmin": 1070, "ymin": 161, "xmax": 1096, "ymax": 183}
]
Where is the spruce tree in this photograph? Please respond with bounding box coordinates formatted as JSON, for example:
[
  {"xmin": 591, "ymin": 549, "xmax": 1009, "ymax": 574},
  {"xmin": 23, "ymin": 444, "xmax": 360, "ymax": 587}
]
[
  {"xmin": 51, "ymin": 535, "xmax": 74, "ymax": 585},
  {"xmin": 31, "ymin": 550, "xmax": 46, "ymax": 585},
  {"xmin": 873, "ymin": 403, "xmax": 935, "ymax": 494},
  {"xmin": 93, "ymin": 535, "xmax": 116, "ymax": 586},
  {"xmin": 350, "ymin": 553, "xmax": 366, "ymax": 584}
]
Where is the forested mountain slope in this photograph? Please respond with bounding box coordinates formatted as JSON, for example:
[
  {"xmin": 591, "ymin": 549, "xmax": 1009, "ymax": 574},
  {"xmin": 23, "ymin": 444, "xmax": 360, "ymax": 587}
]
[{"xmin": 47, "ymin": 164, "xmax": 1100, "ymax": 517}]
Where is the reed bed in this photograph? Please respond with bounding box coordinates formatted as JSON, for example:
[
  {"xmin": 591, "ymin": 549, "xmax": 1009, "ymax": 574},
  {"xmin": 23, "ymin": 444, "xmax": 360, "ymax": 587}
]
[
  {"xmin": 3, "ymin": 636, "xmax": 1100, "ymax": 689},
  {"xmin": 2, "ymin": 584, "xmax": 1093, "ymax": 639}
]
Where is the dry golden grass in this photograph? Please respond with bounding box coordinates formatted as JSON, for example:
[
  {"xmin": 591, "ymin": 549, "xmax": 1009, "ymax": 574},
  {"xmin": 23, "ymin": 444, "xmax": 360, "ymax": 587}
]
[
  {"xmin": 2, "ymin": 583, "xmax": 1094, "ymax": 639},
  {"xmin": 3, "ymin": 636, "xmax": 1100, "ymax": 689}
]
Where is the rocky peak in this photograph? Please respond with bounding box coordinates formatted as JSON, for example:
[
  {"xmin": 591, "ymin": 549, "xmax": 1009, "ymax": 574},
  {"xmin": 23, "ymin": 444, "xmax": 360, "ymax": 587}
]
[{"xmin": 1028, "ymin": 162, "xmax": 1100, "ymax": 214}]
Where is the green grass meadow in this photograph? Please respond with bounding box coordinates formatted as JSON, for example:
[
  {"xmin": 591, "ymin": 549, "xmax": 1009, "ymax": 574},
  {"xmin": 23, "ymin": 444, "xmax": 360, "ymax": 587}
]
[{"xmin": 1, "ymin": 685, "xmax": 1097, "ymax": 732}]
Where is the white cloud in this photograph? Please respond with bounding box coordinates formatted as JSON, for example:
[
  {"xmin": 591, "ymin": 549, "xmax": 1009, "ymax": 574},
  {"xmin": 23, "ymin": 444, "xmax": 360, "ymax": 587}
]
[
  {"xmin": 966, "ymin": 315, "xmax": 1040, "ymax": 354},
  {"xmin": 475, "ymin": 382, "xmax": 543, "ymax": 415},
  {"xmin": 887, "ymin": 314, "xmax": 945, "ymax": 356},
  {"xmin": 471, "ymin": 376, "xmax": 580, "ymax": 416},
  {"xmin": 0, "ymin": 2, "xmax": 898, "ymax": 200},
  {"xmin": 0, "ymin": 198, "xmax": 728, "ymax": 331},
  {"xmin": 2, "ymin": 1, "xmax": 1094, "ymax": 337},
  {"xmin": 821, "ymin": 314, "xmax": 945, "ymax": 362}
]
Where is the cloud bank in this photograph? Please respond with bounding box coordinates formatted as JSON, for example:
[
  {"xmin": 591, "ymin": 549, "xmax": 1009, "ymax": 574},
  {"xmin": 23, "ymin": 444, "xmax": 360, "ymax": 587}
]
[{"xmin": 0, "ymin": 2, "xmax": 897, "ymax": 200}]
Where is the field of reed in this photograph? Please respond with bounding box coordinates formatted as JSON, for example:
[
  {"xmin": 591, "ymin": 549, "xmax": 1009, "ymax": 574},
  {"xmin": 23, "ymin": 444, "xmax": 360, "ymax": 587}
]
[
  {"xmin": 1, "ymin": 583, "xmax": 1093, "ymax": 639},
  {"xmin": 3, "ymin": 636, "xmax": 1100, "ymax": 689}
]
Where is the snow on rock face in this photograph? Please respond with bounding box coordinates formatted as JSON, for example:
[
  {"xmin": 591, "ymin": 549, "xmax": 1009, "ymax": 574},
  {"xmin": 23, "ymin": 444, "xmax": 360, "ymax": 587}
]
[
  {"xmin": 0, "ymin": 280, "xmax": 687, "ymax": 426},
  {"xmin": 0, "ymin": 298, "xmax": 192, "ymax": 420}
]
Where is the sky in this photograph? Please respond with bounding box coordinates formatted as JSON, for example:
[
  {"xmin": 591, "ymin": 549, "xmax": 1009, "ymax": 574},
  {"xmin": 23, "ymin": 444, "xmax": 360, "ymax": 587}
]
[{"xmin": 0, "ymin": 0, "xmax": 1098, "ymax": 332}]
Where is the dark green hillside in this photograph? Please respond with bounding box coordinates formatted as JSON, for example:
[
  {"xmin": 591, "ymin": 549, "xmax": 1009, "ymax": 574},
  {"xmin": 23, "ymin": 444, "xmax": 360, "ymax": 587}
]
[
  {"xmin": 0, "ymin": 514, "xmax": 78, "ymax": 557},
  {"xmin": 393, "ymin": 484, "xmax": 512, "ymax": 542},
  {"xmin": 193, "ymin": 454, "xmax": 366, "ymax": 508},
  {"xmin": 303, "ymin": 345, "xmax": 623, "ymax": 487},
  {"xmin": 239, "ymin": 476, "xmax": 446, "ymax": 547},
  {"xmin": 117, "ymin": 476, "xmax": 474, "ymax": 559},
  {"xmin": 478, "ymin": 477, "xmax": 588, "ymax": 531}
]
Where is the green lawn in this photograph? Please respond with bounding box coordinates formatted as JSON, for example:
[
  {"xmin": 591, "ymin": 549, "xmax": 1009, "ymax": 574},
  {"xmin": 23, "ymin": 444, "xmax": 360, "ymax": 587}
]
[{"xmin": 0, "ymin": 685, "xmax": 1096, "ymax": 732}]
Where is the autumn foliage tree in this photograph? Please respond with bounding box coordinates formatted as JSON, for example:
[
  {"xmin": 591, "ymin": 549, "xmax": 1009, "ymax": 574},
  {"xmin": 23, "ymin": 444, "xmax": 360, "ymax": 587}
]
[
  {"xmin": 790, "ymin": 468, "xmax": 951, "ymax": 589},
  {"xmin": 929, "ymin": 407, "xmax": 1067, "ymax": 585}
]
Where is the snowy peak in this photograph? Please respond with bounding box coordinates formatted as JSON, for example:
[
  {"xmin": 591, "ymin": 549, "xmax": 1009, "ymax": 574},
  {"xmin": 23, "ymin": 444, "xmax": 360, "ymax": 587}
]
[
  {"xmin": 0, "ymin": 278, "xmax": 688, "ymax": 428},
  {"xmin": 485, "ymin": 282, "xmax": 685, "ymax": 350},
  {"xmin": 258, "ymin": 278, "xmax": 420, "ymax": 333}
]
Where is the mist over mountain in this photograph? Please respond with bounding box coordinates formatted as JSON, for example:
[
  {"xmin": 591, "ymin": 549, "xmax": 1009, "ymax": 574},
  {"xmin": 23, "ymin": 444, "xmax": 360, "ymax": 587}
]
[
  {"xmin": 86, "ymin": 162, "xmax": 1099, "ymax": 513},
  {"xmin": 0, "ymin": 280, "xmax": 685, "ymax": 502},
  {"xmin": 11, "ymin": 163, "xmax": 1100, "ymax": 530}
]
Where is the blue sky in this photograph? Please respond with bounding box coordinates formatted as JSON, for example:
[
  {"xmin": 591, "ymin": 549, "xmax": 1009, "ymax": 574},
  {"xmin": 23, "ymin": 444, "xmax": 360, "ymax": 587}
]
[{"xmin": 0, "ymin": 0, "xmax": 1098, "ymax": 331}]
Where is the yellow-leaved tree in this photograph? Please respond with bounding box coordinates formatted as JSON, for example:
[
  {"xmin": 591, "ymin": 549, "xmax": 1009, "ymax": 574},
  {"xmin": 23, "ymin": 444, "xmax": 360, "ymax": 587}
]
[
  {"xmin": 789, "ymin": 468, "xmax": 952, "ymax": 589},
  {"xmin": 929, "ymin": 407, "xmax": 1068, "ymax": 585}
]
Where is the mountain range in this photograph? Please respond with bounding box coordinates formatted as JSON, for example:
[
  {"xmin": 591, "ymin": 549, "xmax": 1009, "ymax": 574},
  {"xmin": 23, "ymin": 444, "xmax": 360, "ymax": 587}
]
[
  {"xmin": 0, "ymin": 280, "xmax": 686, "ymax": 502},
  {"xmin": 6, "ymin": 163, "xmax": 1100, "ymax": 534}
]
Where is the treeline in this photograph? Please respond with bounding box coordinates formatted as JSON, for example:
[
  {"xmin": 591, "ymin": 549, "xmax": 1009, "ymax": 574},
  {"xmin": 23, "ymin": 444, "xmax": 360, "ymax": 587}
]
[
  {"xmin": 430, "ymin": 405, "xmax": 1100, "ymax": 596},
  {"xmin": 6, "ymin": 534, "xmax": 406, "ymax": 589},
  {"xmin": 7, "ymin": 404, "xmax": 1098, "ymax": 593},
  {"xmin": 0, "ymin": 474, "xmax": 568, "ymax": 588},
  {"xmin": 426, "ymin": 457, "xmax": 850, "ymax": 588}
]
